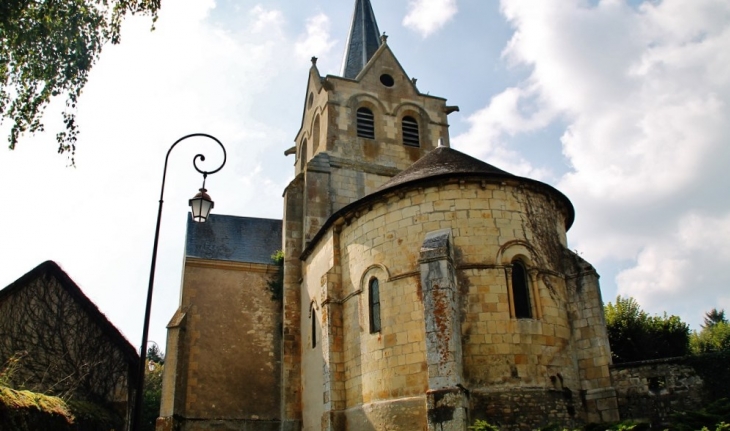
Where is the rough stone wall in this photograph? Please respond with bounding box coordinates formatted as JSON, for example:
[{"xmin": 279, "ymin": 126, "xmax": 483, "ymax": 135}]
[
  {"xmin": 470, "ymin": 388, "xmax": 581, "ymax": 431},
  {"xmin": 159, "ymin": 259, "xmax": 282, "ymax": 430},
  {"xmin": 610, "ymin": 359, "xmax": 705, "ymax": 426}
]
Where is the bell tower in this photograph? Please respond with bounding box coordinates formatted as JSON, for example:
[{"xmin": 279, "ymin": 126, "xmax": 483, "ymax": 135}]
[
  {"xmin": 286, "ymin": 0, "xmax": 458, "ymax": 246},
  {"xmin": 280, "ymin": 0, "xmax": 458, "ymax": 427}
]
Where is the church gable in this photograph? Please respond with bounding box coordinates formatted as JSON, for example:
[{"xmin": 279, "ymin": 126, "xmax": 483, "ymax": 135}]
[{"xmin": 353, "ymin": 42, "xmax": 421, "ymax": 100}]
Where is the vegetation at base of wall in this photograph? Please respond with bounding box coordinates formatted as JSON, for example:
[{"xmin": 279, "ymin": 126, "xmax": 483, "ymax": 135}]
[
  {"xmin": 468, "ymin": 419, "xmax": 500, "ymax": 431},
  {"xmin": 267, "ymin": 250, "xmax": 284, "ymax": 301},
  {"xmin": 0, "ymin": 385, "xmax": 123, "ymax": 430},
  {"xmin": 669, "ymin": 398, "xmax": 730, "ymax": 431},
  {"xmin": 471, "ymin": 400, "xmax": 729, "ymax": 431},
  {"xmin": 0, "ymin": 351, "xmax": 24, "ymax": 386},
  {"xmin": 534, "ymin": 421, "xmax": 650, "ymax": 431},
  {"xmin": 604, "ymin": 296, "xmax": 690, "ymax": 363}
]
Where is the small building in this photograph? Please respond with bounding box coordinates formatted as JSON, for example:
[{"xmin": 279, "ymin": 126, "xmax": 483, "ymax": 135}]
[{"xmin": 0, "ymin": 261, "xmax": 139, "ymax": 426}]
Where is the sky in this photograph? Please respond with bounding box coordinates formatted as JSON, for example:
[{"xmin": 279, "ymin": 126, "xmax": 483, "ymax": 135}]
[{"xmin": 1, "ymin": 0, "xmax": 729, "ymax": 354}]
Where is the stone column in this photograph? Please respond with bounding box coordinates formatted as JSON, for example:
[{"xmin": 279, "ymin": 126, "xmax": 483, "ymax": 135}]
[
  {"xmin": 565, "ymin": 252, "xmax": 619, "ymax": 423},
  {"xmin": 320, "ymin": 224, "xmax": 346, "ymax": 431},
  {"xmin": 282, "ymin": 177, "xmax": 304, "ymax": 431},
  {"xmin": 419, "ymin": 229, "xmax": 468, "ymax": 431}
]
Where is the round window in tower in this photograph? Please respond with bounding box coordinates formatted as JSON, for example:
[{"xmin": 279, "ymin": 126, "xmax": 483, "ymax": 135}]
[{"xmin": 380, "ymin": 74, "xmax": 395, "ymax": 87}]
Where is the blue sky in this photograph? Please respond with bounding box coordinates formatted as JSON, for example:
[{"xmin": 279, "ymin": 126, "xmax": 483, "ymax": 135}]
[{"xmin": 1, "ymin": 0, "xmax": 729, "ymax": 352}]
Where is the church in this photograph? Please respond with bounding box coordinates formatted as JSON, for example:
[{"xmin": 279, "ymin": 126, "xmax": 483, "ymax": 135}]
[{"xmin": 157, "ymin": 1, "xmax": 619, "ymax": 430}]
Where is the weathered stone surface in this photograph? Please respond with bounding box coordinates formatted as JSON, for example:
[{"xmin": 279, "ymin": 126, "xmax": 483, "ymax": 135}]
[
  {"xmin": 610, "ymin": 358, "xmax": 705, "ymax": 426},
  {"xmin": 158, "ymin": 259, "xmax": 283, "ymax": 429}
]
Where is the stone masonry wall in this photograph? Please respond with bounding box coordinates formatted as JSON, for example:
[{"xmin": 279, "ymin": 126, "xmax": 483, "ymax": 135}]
[
  {"xmin": 471, "ymin": 388, "xmax": 581, "ymax": 431},
  {"xmin": 159, "ymin": 259, "xmax": 282, "ymax": 430},
  {"xmin": 301, "ymin": 178, "xmax": 608, "ymax": 430},
  {"xmin": 610, "ymin": 358, "xmax": 705, "ymax": 426}
]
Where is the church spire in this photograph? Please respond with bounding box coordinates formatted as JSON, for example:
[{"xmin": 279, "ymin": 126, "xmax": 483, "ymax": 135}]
[{"xmin": 341, "ymin": 0, "xmax": 382, "ymax": 79}]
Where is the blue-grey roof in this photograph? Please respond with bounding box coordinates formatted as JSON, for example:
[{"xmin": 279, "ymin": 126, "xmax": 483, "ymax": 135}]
[
  {"xmin": 341, "ymin": 0, "xmax": 382, "ymax": 79},
  {"xmin": 185, "ymin": 214, "xmax": 282, "ymax": 265}
]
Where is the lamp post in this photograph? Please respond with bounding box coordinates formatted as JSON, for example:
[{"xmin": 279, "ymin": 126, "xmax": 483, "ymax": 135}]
[{"xmin": 131, "ymin": 133, "xmax": 226, "ymax": 431}]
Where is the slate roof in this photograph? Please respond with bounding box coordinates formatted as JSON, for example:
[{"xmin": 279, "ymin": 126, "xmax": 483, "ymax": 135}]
[
  {"xmin": 376, "ymin": 145, "xmax": 515, "ymax": 193},
  {"xmin": 185, "ymin": 214, "xmax": 282, "ymax": 265},
  {"xmin": 341, "ymin": 0, "xmax": 382, "ymax": 79},
  {"xmin": 375, "ymin": 146, "xmax": 574, "ymax": 228},
  {"xmin": 0, "ymin": 261, "xmax": 140, "ymax": 368}
]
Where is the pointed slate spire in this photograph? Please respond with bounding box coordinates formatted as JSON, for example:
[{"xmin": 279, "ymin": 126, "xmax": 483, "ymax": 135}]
[{"xmin": 341, "ymin": 0, "xmax": 382, "ymax": 79}]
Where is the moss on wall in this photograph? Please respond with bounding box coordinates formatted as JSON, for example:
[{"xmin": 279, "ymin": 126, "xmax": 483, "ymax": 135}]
[{"xmin": 0, "ymin": 385, "xmax": 122, "ymax": 431}]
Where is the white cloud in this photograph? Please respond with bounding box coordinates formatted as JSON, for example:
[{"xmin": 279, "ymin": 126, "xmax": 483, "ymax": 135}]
[
  {"xmin": 454, "ymin": 86, "xmax": 555, "ymax": 179},
  {"xmin": 402, "ymin": 0, "xmax": 458, "ymax": 38},
  {"xmin": 250, "ymin": 6, "xmax": 285, "ymax": 34},
  {"xmin": 295, "ymin": 13, "xmax": 336, "ymax": 61},
  {"xmin": 454, "ymin": 0, "xmax": 730, "ymax": 326},
  {"xmin": 616, "ymin": 212, "xmax": 730, "ymax": 324}
]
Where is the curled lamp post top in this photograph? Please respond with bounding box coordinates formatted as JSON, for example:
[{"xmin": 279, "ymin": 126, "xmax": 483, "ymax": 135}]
[{"xmin": 160, "ymin": 133, "xmax": 227, "ymax": 202}]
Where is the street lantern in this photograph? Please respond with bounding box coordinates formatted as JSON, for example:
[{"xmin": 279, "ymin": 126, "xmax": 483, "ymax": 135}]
[{"xmin": 189, "ymin": 187, "xmax": 214, "ymax": 223}]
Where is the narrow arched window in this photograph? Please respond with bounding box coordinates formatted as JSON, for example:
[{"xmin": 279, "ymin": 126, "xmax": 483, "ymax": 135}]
[
  {"xmin": 299, "ymin": 139, "xmax": 308, "ymax": 171},
  {"xmin": 369, "ymin": 278, "xmax": 381, "ymax": 333},
  {"xmin": 313, "ymin": 115, "xmax": 321, "ymax": 152},
  {"xmin": 511, "ymin": 261, "xmax": 532, "ymax": 319},
  {"xmin": 311, "ymin": 309, "xmax": 317, "ymax": 348},
  {"xmin": 357, "ymin": 107, "xmax": 375, "ymax": 139},
  {"xmin": 402, "ymin": 116, "xmax": 420, "ymax": 147}
]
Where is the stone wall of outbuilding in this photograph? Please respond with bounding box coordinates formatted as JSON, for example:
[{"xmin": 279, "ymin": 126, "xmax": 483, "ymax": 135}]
[{"xmin": 610, "ymin": 358, "xmax": 706, "ymax": 427}]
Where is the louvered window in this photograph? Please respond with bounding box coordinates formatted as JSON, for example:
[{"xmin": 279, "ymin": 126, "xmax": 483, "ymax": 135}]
[
  {"xmin": 369, "ymin": 278, "xmax": 381, "ymax": 333},
  {"xmin": 357, "ymin": 108, "xmax": 375, "ymax": 139},
  {"xmin": 511, "ymin": 261, "xmax": 532, "ymax": 319},
  {"xmin": 402, "ymin": 116, "xmax": 420, "ymax": 147}
]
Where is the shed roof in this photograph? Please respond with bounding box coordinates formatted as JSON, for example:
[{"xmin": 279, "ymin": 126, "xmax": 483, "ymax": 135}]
[{"xmin": 185, "ymin": 214, "xmax": 282, "ymax": 265}]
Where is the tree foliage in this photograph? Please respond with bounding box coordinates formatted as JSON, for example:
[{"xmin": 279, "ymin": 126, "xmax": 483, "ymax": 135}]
[
  {"xmin": 604, "ymin": 296, "xmax": 691, "ymax": 363},
  {"xmin": 147, "ymin": 344, "xmax": 165, "ymax": 365},
  {"xmin": 692, "ymin": 309, "xmax": 730, "ymax": 354},
  {"xmin": 141, "ymin": 359, "xmax": 163, "ymax": 431},
  {"xmin": 0, "ymin": 0, "xmax": 160, "ymax": 161},
  {"xmin": 703, "ymin": 309, "xmax": 728, "ymax": 329}
]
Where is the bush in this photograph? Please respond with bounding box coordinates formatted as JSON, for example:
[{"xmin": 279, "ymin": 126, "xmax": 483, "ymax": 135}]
[
  {"xmin": 469, "ymin": 419, "xmax": 500, "ymax": 431},
  {"xmin": 669, "ymin": 398, "xmax": 730, "ymax": 431},
  {"xmin": 605, "ymin": 296, "xmax": 690, "ymax": 363}
]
